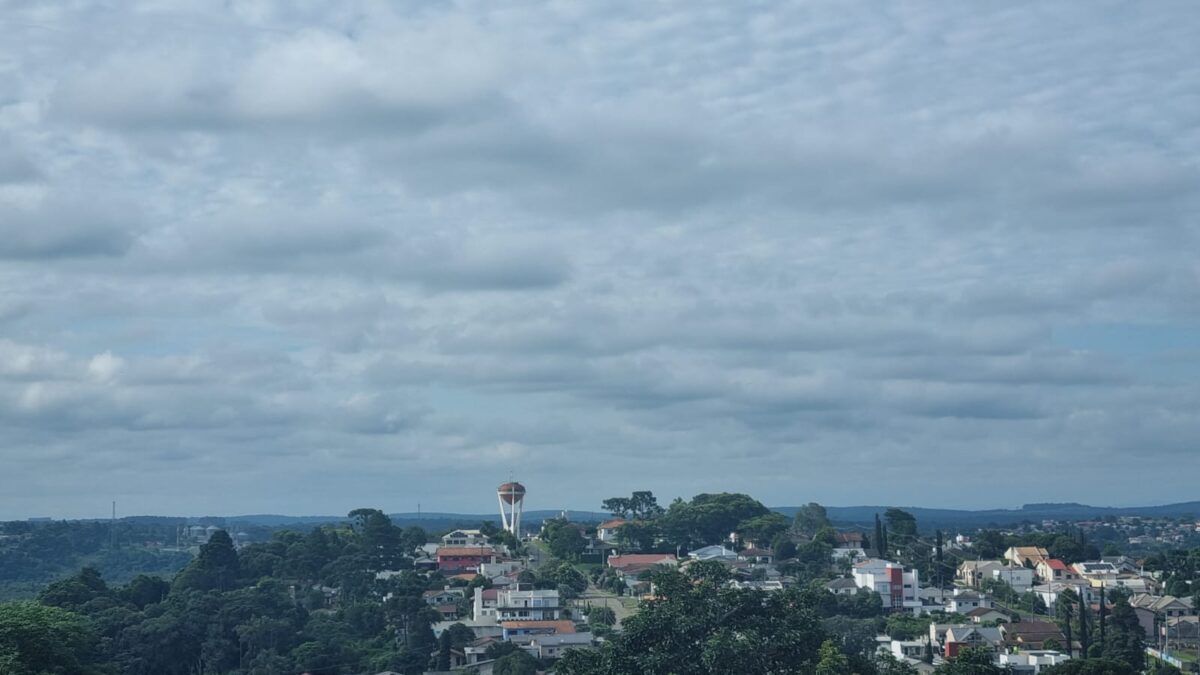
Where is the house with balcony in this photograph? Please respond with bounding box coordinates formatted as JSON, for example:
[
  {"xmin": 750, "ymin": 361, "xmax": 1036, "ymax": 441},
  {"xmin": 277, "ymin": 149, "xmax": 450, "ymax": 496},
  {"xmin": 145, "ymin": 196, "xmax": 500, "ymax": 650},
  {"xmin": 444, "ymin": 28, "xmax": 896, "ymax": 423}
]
[{"xmin": 493, "ymin": 588, "xmax": 562, "ymax": 622}]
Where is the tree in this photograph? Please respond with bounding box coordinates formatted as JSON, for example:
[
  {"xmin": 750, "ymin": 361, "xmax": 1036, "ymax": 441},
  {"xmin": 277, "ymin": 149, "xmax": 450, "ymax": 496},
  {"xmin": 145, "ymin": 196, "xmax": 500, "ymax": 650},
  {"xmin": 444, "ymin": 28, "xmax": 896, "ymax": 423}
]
[
  {"xmin": 794, "ymin": 503, "xmax": 831, "ymax": 536},
  {"xmin": 586, "ymin": 605, "xmax": 616, "ymax": 627},
  {"xmin": 627, "ymin": 491, "xmax": 664, "ymax": 520},
  {"xmin": 349, "ymin": 509, "xmax": 407, "ymax": 570},
  {"xmin": 37, "ymin": 567, "xmax": 111, "ymax": 611},
  {"xmin": 614, "ymin": 520, "xmax": 659, "ymax": 552},
  {"xmin": 174, "ymin": 529, "xmax": 240, "ymax": 592},
  {"xmin": 0, "ymin": 601, "xmax": 106, "ymax": 675},
  {"xmin": 602, "ymin": 497, "xmax": 633, "ymax": 519},
  {"xmin": 493, "ymin": 649, "xmax": 539, "ymax": 675},
  {"xmin": 875, "ymin": 514, "xmax": 886, "ymax": 557},
  {"xmin": 884, "ymin": 508, "xmax": 918, "ymax": 539},
  {"xmin": 121, "ymin": 574, "xmax": 170, "ymax": 609},
  {"xmin": 736, "ymin": 512, "xmax": 790, "ymax": 546},
  {"xmin": 658, "ymin": 493, "xmax": 771, "ymax": 548},
  {"xmin": 556, "ymin": 561, "xmax": 828, "ymax": 674},
  {"xmin": 546, "ymin": 522, "xmax": 586, "ymax": 561},
  {"xmin": 815, "ymin": 639, "xmax": 851, "ymax": 675},
  {"xmin": 1101, "ymin": 599, "xmax": 1143, "ymax": 671}
]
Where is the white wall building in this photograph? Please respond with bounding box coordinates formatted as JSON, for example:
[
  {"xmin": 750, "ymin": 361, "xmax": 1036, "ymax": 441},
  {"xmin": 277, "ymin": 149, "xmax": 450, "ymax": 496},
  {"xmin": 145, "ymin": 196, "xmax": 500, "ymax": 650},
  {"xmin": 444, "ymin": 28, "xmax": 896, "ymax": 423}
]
[
  {"xmin": 853, "ymin": 559, "xmax": 921, "ymax": 612},
  {"xmin": 999, "ymin": 650, "xmax": 1071, "ymax": 673},
  {"xmin": 443, "ymin": 529, "xmax": 490, "ymax": 547},
  {"xmin": 493, "ymin": 588, "xmax": 562, "ymax": 622}
]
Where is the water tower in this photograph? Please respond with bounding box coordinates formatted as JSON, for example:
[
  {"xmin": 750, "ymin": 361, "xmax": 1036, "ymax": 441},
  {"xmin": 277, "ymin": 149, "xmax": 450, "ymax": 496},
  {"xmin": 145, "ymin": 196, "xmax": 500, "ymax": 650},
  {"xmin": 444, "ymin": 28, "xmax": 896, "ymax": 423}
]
[{"xmin": 496, "ymin": 481, "xmax": 526, "ymax": 535}]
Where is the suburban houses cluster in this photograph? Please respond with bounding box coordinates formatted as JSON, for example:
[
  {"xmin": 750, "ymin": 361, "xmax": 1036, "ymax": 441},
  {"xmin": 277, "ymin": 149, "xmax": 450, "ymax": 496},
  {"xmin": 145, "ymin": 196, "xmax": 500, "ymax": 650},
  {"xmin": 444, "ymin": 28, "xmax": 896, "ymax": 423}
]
[
  {"xmin": 819, "ymin": 541, "xmax": 1197, "ymax": 673},
  {"xmin": 352, "ymin": 488, "xmax": 1200, "ymax": 674}
]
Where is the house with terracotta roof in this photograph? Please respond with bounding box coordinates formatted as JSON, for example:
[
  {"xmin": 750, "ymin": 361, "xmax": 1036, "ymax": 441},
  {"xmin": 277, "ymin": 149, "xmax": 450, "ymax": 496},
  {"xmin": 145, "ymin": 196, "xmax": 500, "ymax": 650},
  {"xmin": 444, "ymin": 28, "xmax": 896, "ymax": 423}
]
[
  {"xmin": 596, "ymin": 519, "xmax": 626, "ymax": 543},
  {"xmin": 1036, "ymin": 559, "xmax": 1078, "ymax": 582},
  {"xmin": 1005, "ymin": 546, "xmax": 1050, "ymax": 568},
  {"xmin": 437, "ymin": 545, "xmax": 496, "ymax": 573},
  {"xmin": 832, "ymin": 532, "xmax": 867, "ymax": 558},
  {"xmin": 607, "ymin": 553, "xmax": 678, "ymax": 575},
  {"xmin": 738, "ymin": 547, "xmax": 774, "ymax": 564},
  {"xmin": 500, "ymin": 620, "xmax": 576, "ymax": 643}
]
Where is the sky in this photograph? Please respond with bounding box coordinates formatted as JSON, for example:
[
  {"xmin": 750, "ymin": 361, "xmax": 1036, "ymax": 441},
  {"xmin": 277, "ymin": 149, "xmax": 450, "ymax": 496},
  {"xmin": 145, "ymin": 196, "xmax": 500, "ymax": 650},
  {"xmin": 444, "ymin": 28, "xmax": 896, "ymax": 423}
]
[{"xmin": 1, "ymin": 1, "xmax": 1199, "ymax": 520}]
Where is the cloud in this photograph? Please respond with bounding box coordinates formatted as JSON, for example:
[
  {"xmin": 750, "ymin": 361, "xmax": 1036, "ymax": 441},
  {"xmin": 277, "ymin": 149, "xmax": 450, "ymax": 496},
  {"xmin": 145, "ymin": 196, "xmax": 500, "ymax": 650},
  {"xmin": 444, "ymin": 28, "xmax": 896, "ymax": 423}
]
[{"xmin": 0, "ymin": 0, "xmax": 1198, "ymax": 517}]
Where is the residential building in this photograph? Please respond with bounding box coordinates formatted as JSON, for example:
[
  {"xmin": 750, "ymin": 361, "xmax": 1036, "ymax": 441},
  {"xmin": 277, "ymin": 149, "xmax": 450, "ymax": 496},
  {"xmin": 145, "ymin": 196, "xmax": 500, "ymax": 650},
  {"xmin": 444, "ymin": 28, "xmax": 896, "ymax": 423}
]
[
  {"xmin": 423, "ymin": 588, "xmax": 466, "ymax": 607},
  {"xmin": 607, "ymin": 553, "xmax": 678, "ymax": 575},
  {"xmin": 527, "ymin": 633, "xmax": 596, "ymax": 659},
  {"xmin": 596, "ymin": 519, "xmax": 626, "ymax": 543},
  {"xmin": 500, "ymin": 620, "xmax": 576, "ymax": 643},
  {"xmin": 1001, "ymin": 621, "xmax": 1067, "ymax": 650},
  {"xmin": 472, "ymin": 587, "xmax": 500, "ymax": 622},
  {"xmin": 688, "ymin": 545, "xmax": 739, "ymax": 562},
  {"xmin": 946, "ymin": 590, "xmax": 994, "ymax": 614},
  {"xmin": 990, "ymin": 565, "xmax": 1035, "ymax": 592},
  {"xmin": 1073, "ymin": 561, "xmax": 1119, "ymax": 584},
  {"xmin": 826, "ymin": 577, "xmax": 859, "ymax": 596},
  {"xmin": 958, "ymin": 561, "xmax": 1005, "ymax": 588},
  {"xmin": 833, "ymin": 532, "xmax": 867, "ymax": 559},
  {"xmin": 738, "ymin": 547, "xmax": 774, "ymax": 564},
  {"xmin": 941, "ymin": 625, "xmax": 1003, "ymax": 658},
  {"xmin": 494, "ymin": 588, "xmax": 562, "ymax": 622},
  {"xmin": 437, "ymin": 546, "xmax": 496, "ymax": 573},
  {"xmin": 967, "ymin": 608, "xmax": 1009, "ymax": 624},
  {"xmin": 999, "ymin": 650, "xmax": 1071, "ymax": 674},
  {"xmin": 442, "ymin": 529, "xmax": 489, "ymax": 547},
  {"xmin": 1130, "ymin": 594, "xmax": 1197, "ymax": 639},
  {"xmin": 852, "ymin": 558, "xmax": 920, "ymax": 612},
  {"xmin": 1005, "ymin": 547, "xmax": 1050, "ymax": 568},
  {"xmin": 1036, "ymin": 559, "xmax": 1078, "ymax": 582}
]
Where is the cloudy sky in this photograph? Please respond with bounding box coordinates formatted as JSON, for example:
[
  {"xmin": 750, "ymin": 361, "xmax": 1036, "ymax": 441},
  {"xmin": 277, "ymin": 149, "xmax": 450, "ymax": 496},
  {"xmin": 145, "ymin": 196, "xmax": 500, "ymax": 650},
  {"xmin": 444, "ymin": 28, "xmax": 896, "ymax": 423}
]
[{"xmin": 1, "ymin": 1, "xmax": 1198, "ymax": 519}]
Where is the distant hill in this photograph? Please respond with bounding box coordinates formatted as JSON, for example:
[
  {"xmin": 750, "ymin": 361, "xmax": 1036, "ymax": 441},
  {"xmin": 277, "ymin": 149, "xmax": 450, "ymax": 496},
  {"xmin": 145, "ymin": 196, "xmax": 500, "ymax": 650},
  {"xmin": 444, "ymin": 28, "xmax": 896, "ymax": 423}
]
[
  {"xmin": 770, "ymin": 501, "xmax": 1200, "ymax": 532},
  {"xmin": 117, "ymin": 501, "xmax": 1200, "ymax": 534},
  {"xmin": 221, "ymin": 509, "xmax": 613, "ymax": 530}
]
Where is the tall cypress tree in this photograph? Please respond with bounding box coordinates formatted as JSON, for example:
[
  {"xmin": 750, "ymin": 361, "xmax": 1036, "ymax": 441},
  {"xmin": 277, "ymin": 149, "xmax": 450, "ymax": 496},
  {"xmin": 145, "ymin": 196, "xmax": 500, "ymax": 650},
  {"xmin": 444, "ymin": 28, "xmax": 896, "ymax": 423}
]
[
  {"xmin": 1098, "ymin": 585, "xmax": 1107, "ymax": 645},
  {"xmin": 874, "ymin": 514, "xmax": 885, "ymax": 558},
  {"xmin": 1058, "ymin": 596, "xmax": 1074, "ymax": 658},
  {"xmin": 1078, "ymin": 595, "xmax": 1091, "ymax": 656}
]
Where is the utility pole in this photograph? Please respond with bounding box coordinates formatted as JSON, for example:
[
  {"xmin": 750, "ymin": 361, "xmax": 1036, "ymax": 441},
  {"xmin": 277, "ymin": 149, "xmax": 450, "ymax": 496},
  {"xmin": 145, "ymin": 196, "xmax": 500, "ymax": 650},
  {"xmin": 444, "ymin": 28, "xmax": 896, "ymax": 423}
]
[{"xmin": 110, "ymin": 501, "xmax": 117, "ymax": 550}]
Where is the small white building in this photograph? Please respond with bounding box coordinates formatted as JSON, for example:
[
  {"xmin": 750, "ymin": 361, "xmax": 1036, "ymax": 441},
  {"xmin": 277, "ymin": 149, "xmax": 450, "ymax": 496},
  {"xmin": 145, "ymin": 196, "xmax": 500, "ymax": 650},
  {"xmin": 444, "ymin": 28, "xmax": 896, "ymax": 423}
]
[
  {"xmin": 946, "ymin": 590, "xmax": 994, "ymax": 614},
  {"xmin": 596, "ymin": 519, "xmax": 626, "ymax": 543},
  {"xmin": 999, "ymin": 650, "xmax": 1071, "ymax": 673},
  {"xmin": 443, "ymin": 529, "xmax": 490, "ymax": 547}
]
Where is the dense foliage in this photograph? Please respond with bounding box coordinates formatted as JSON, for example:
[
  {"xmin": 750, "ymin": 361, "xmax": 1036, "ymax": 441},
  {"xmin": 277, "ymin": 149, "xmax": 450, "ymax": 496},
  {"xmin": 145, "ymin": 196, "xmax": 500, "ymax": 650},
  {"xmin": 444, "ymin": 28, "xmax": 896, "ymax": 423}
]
[
  {"xmin": 0, "ymin": 510, "xmax": 446, "ymax": 674},
  {"xmin": 0, "ymin": 520, "xmax": 193, "ymax": 599}
]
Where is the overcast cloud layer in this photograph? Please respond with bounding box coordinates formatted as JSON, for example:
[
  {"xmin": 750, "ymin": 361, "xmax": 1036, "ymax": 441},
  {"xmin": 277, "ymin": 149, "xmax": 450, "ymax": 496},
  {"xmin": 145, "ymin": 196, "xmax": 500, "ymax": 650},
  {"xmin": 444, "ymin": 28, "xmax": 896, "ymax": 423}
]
[{"xmin": 2, "ymin": 1, "xmax": 1199, "ymax": 519}]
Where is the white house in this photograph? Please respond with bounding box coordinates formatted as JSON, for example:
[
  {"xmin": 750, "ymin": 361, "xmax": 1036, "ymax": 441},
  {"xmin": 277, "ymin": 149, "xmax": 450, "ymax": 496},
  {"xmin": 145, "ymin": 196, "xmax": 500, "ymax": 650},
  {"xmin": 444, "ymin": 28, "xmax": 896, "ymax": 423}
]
[
  {"xmin": 493, "ymin": 588, "xmax": 562, "ymax": 622},
  {"xmin": 946, "ymin": 590, "xmax": 994, "ymax": 614},
  {"xmin": 689, "ymin": 544, "xmax": 739, "ymax": 562},
  {"xmin": 443, "ymin": 529, "xmax": 490, "ymax": 547},
  {"xmin": 999, "ymin": 650, "xmax": 1071, "ymax": 673},
  {"xmin": 596, "ymin": 519, "xmax": 626, "ymax": 543}
]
